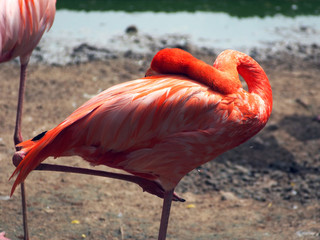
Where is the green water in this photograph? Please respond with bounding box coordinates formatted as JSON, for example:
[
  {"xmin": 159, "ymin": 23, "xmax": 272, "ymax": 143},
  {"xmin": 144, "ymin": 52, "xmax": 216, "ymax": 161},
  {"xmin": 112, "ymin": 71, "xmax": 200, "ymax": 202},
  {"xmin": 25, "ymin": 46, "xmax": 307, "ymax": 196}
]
[{"xmin": 56, "ymin": 0, "xmax": 320, "ymax": 17}]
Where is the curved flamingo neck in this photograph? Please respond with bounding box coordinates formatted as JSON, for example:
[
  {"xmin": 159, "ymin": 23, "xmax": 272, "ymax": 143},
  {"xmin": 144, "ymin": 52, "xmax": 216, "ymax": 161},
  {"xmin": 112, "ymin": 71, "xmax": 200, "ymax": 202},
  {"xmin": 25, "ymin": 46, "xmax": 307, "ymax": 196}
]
[
  {"xmin": 150, "ymin": 48, "xmax": 242, "ymax": 94},
  {"xmin": 215, "ymin": 50, "xmax": 273, "ymax": 115}
]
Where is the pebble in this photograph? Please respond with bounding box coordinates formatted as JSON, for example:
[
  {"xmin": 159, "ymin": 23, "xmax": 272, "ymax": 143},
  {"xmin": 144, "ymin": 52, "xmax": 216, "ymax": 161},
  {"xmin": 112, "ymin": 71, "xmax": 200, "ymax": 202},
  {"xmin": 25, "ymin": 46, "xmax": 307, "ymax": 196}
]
[
  {"xmin": 125, "ymin": 25, "xmax": 138, "ymax": 35},
  {"xmin": 220, "ymin": 191, "xmax": 239, "ymax": 201}
]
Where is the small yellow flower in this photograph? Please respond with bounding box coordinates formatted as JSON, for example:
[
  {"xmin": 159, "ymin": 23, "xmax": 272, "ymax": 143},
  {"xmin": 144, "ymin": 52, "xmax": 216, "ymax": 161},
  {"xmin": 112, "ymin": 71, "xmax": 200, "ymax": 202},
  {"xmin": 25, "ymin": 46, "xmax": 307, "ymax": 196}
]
[
  {"xmin": 71, "ymin": 220, "xmax": 80, "ymax": 224},
  {"xmin": 186, "ymin": 204, "xmax": 196, "ymax": 209}
]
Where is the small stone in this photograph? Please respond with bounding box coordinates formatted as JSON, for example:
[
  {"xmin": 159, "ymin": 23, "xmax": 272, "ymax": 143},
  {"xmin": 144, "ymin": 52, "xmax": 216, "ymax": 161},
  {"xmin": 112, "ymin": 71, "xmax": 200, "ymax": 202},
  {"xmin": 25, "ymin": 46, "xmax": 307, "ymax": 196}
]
[
  {"xmin": 125, "ymin": 25, "xmax": 138, "ymax": 34},
  {"xmin": 220, "ymin": 191, "xmax": 239, "ymax": 201}
]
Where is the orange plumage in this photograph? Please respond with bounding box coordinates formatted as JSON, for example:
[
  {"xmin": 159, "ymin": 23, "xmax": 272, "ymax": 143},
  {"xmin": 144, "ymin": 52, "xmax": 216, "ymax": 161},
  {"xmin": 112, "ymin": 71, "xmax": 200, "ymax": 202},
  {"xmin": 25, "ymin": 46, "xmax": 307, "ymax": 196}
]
[{"xmin": 10, "ymin": 48, "xmax": 272, "ymax": 196}]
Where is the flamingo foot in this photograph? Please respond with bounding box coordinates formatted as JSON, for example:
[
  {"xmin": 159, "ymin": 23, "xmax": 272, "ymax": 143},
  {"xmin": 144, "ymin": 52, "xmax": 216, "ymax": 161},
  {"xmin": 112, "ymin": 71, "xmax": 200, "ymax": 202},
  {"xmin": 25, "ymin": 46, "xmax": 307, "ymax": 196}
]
[
  {"xmin": 0, "ymin": 232, "xmax": 11, "ymax": 240},
  {"xmin": 136, "ymin": 179, "xmax": 185, "ymax": 202}
]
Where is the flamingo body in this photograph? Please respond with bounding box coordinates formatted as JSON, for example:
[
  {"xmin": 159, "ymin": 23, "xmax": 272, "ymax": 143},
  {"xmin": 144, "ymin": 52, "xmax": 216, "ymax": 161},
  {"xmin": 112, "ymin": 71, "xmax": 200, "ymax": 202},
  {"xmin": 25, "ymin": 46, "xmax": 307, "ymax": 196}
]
[
  {"xmin": 0, "ymin": 0, "xmax": 56, "ymax": 64},
  {"xmin": 10, "ymin": 48, "xmax": 272, "ymax": 195}
]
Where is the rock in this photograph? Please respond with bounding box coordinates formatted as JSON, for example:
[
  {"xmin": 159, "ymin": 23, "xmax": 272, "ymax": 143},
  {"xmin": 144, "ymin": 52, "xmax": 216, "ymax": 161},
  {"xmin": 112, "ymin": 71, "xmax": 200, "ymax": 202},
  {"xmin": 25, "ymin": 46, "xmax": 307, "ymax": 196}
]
[
  {"xmin": 220, "ymin": 191, "xmax": 239, "ymax": 201},
  {"xmin": 125, "ymin": 25, "xmax": 138, "ymax": 34}
]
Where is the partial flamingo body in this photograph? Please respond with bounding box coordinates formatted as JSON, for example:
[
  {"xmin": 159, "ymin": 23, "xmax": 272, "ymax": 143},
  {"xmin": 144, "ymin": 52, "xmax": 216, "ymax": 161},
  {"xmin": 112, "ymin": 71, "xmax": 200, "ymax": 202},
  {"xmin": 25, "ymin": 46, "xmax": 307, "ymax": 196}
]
[
  {"xmin": 0, "ymin": 232, "xmax": 10, "ymax": 240},
  {"xmin": 0, "ymin": 0, "xmax": 56, "ymax": 66},
  {"xmin": 10, "ymin": 48, "xmax": 272, "ymax": 239},
  {"xmin": 0, "ymin": 0, "xmax": 56, "ymax": 144},
  {"xmin": 1, "ymin": 1, "xmax": 56, "ymax": 239}
]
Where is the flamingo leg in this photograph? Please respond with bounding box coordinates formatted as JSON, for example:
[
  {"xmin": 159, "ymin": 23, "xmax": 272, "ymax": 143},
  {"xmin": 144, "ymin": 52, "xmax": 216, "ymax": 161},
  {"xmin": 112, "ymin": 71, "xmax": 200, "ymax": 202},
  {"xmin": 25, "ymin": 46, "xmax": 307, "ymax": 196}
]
[
  {"xmin": 20, "ymin": 183, "xmax": 29, "ymax": 240},
  {"xmin": 14, "ymin": 63, "xmax": 27, "ymax": 145},
  {"xmin": 158, "ymin": 189, "xmax": 174, "ymax": 240},
  {"xmin": 14, "ymin": 62, "xmax": 29, "ymax": 240},
  {"xmin": 33, "ymin": 163, "xmax": 185, "ymax": 202}
]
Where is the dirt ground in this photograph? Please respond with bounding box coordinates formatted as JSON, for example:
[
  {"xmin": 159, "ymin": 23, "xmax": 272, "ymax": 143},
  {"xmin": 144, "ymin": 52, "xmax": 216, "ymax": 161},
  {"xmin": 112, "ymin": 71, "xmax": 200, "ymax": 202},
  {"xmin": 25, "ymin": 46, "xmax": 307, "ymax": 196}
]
[{"xmin": 0, "ymin": 46, "xmax": 320, "ymax": 240}]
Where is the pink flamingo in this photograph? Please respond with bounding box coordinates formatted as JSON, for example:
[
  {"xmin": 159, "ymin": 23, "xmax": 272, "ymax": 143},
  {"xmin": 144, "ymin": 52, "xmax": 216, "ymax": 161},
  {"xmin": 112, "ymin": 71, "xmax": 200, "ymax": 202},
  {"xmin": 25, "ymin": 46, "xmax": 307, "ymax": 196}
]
[
  {"xmin": 0, "ymin": 0, "xmax": 56, "ymax": 239},
  {"xmin": 10, "ymin": 48, "xmax": 272, "ymax": 239},
  {"xmin": 1, "ymin": 0, "xmax": 56, "ymax": 145}
]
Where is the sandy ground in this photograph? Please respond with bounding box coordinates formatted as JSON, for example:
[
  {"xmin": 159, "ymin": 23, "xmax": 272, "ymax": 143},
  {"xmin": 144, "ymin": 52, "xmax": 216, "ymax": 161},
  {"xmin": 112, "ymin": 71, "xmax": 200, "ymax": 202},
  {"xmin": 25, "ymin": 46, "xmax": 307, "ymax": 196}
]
[{"xmin": 0, "ymin": 47, "xmax": 320, "ymax": 240}]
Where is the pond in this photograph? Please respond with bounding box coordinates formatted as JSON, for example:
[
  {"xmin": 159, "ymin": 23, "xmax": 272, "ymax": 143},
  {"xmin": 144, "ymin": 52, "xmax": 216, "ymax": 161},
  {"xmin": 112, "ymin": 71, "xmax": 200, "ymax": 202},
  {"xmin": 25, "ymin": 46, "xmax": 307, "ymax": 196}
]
[
  {"xmin": 55, "ymin": 0, "xmax": 320, "ymax": 17},
  {"xmin": 37, "ymin": 0, "xmax": 320, "ymax": 64}
]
